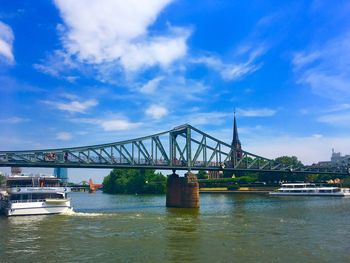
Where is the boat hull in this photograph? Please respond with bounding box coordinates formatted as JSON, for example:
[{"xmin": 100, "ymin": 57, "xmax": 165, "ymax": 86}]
[
  {"xmin": 269, "ymin": 192, "xmax": 350, "ymax": 197},
  {"xmin": 1, "ymin": 200, "xmax": 72, "ymax": 216}
]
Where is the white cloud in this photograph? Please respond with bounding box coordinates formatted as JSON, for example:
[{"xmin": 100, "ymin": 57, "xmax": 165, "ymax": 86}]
[
  {"xmin": 325, "ymin": 103, "xmax": 350, "ymax": 113},
  {"xmin": 221, "ymin": 63, "xmax": 260, "ymax": 81},
  {"xmin": 45, "ymin": 99, "xmax": 98, "ymax": 113},
  {"xmin": 293, "ymin": 33, "xmax": 350, "ymax": 100},
  {"xmin": 193, "ymin": 46, "xmax": 265, "ymax": 81},
  {"xmin": 101, "ymin": 119, "xmax": 141, "ymax": 131},
  {"xmin": 292, "ymin": 51, "xmax": 320, "ymax": 69},
  {"xmin": 72, "ymin": 116, "xmax": 141, "ymax": 131},
  {"xmin": 0, "ymin": 117, "xmax": 29, "ymax": 124},
  {"xmin": 237, "ymin": 108, "xmax": 277, "ymax": 117},
  {"xmin": 318, "ymin": 112, "xmax": 350, "ymax": 126},
  {"xmin": 154, "ymin": 76, "xmax": 209, "ymax": 102},
  {"xmin": 56, "ymin": 132, "xmax": 72, "ymax": 141},
  {"xmin": 0, "ymin": 21, "xmax": 14, "ymax": 63},
  {"xmin": 187, "ymin": 111, "xmax": 229, "ymax": 126},
  {"xmin": 140, "ymin": 76, "xmax": 163, "ymax": 93},
  {"xmin": 145, "ymin": 104, "xmax": 168, "ymax": 119},
  {"xmin": 312, "ymin": 134, "xmax": 323, "ymax": 139},
  {"xmin": 33, "ymin": 50, "xmax": 79, "ymax": 82},
  {"xmin": 54, "ymin": 0, "xmax": 190, "ymax": 72}
]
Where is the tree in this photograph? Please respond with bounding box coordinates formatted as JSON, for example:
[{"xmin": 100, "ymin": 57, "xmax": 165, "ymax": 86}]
[
  {"xmin": 103, "ymin": 169, "xmax": 166, "ymax": 194},
  {"xmin": 196, "ymin": 170, "xmax": 208, "ymax": 179},
  {"xmin": 256, "ymin": 156, "xmax": 305, "ymax": 183},
  {"xmin": 81, "ymin": 180, "xmax": 88, "ymax": 186},
  {"xmin": 0, "ymin": 174, "xmax": 5, "ymax": 185},
  {"xmin": 274, "ymin": 156, "xmax": 303, "ymax": 167},
  {"xmin": 305, "ymin": 174, "xmax": 319, "ymax": 182}
]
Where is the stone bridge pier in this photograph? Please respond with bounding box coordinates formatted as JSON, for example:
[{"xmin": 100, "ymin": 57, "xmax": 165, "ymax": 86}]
[{"xmin": 166, "ymin": 170, "xmax": 199, "ymax": 208}]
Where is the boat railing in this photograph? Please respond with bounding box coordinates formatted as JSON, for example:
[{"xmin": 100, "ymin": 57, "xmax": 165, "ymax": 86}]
[
  {"xmin": 10, "ymin": 199, "xmax": 47, "ymax": 203},
  {"xmin": 6, "ymin": 186, "xmax": 70, "ymax": 192},
  {"xmin": 10, "ymin": 197, "xmax": 69, "ymax": 203}
]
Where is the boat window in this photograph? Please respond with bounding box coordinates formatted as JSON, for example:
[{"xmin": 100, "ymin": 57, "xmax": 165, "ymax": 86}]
[
  {"xmin": 10, "ymin": 194, "xmax": 31, "ymax": 200},
  {"xmin": 7, "ymin": 179, "xmax": 32, "ymax": 187},
  {"xmin": 46, "ymin": 193, "xmax": 64, "ymax": 199},
  {"xmin": 39, "ymin": 179, "xmax": 60, "ymax": 187},
  {"xmin": 9, "ymin": 194, "xmax": 21, "ymax": 201},
  {"xmin": 31, "ymin": 193, "xmax": 47, "ymax": 200},
  {"xmin": 30, "ymin": 193, "xmax": 63, "ymax": 199}
]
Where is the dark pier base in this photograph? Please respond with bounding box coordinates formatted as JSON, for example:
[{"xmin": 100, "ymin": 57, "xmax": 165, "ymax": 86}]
[{"xmin": 166, "ymin": 171, "xmax": 199, "ymax": 208}]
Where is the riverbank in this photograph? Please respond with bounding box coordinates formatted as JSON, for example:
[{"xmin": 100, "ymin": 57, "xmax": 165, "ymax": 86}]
[
  {"xmin": 199, "ymin": 186, "xmax": 276, "ymax": 195},
  {"xmin": 200, "ymin": 190, "xmax": 270, "ymax": 194}
]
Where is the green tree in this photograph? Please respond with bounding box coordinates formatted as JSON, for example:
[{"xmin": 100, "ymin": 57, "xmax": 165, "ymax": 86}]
[
  {"xmin": 342, "ymin": 176, "xmax": 350, "ymax": 187},
  {"xmin": 81, "ymin": 180, "xmax": 88, "ymax": 186},
  {"xmin": 0, "ymin": 174, "xmax": 5, "ymax": 185},
  {"xmin": 103, "ymin": 169, "xmax": 166, "ymax": 194},
  {"xmin": 305, "ymin": 174, "xmax": 319, "ymax": 182},
  {"xmin": 196, "ymin": 170, "xmax": 208, "ymax": 179},
  {"xmin": 256, "ymin": 156, "xmax": 305, "ymax": 183},
  {"xmin": 274, "ymin": 156, "xmax": 303, "ymax": 167},
  {"xmin": 317, "ymin": 174, "xmax": 332, "ymax": 182}
]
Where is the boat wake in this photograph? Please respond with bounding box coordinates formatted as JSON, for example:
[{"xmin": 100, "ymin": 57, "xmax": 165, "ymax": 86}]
[{"xmin": 61, "ymin": 209, "xmax": 113, "ymax": 217}]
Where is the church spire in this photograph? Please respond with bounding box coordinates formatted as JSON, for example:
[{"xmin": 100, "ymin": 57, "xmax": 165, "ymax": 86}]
[
  {"xmin": 231, "ymin": 111, "xmax": 242, "ymax": 164},
  {"xmin": 232, "ymin": 111, "xmax": 241, "ymax": 146}
]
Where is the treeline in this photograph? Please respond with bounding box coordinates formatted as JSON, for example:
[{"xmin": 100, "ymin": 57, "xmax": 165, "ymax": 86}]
[
  {"xmin": 103, "ymin": 169, "xmax": 166, "ymax": 194},
  {"xmin": 200, "ymin": 156, "xmax": 349, "ymax": 186},
  {"xmin": 102, "ymin": 156, "xmax": 349, "ymax": 194},
  {"xmin": 0, "ymin": 174, "xmax": 5, "ymax": 185}
]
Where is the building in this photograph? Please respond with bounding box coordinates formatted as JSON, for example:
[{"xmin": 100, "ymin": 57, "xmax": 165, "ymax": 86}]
[
  {"xmin": 317, "ymin": 149, "xmax": 350, "ymax": 167},
  {"xmin": 331, "ymin": 149, "xmax": 350, "ymax": 164},
  {"xmin": 54, "ymin": 167, "xmax": 68, "ymax": 183},
  {"xmin": 208, "ymin": 171, "xmax": 223, "ymax": 179},
  {"xmin": 231, "ymin": 112, "xmax": 242, "ymax": 165},
  {"xmin": 208, "ymin": 113, "xmax": 242, "ymax": 179},
  {"xmin": 11, "ymin": 167, "xmax": 22, "ymax": 175}
]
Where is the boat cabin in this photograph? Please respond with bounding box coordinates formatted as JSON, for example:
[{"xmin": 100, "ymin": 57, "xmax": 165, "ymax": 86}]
[
  {"xmin": 280, "ymin": 183, "xmax": 316, "ymax": 188},
  {"xmin": 279, "ymin": 183, "xmax": 341, "ymax": 193},
  {"xmin": 8, "ymin": 192, "xmax": 65, "ymax": 202},
  {"xmin": 6, "ymin": 176, "xmax": 61, "ymax": 188}
]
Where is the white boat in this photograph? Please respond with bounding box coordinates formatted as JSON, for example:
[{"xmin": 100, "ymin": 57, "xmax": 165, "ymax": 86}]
[
  {"xmin": 269, "ymin": 183, "xmax": 350, "ymax": 196},
  {"xmin": 0, "ymin": 174, "xmax": 73, "ymax": 216}
]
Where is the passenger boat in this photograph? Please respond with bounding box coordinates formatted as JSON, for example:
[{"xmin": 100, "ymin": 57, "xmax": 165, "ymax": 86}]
[
  {"xmin": 269, "ymin": 183, "xmax": 350, "ymax": 196},
  {"xmin": 0, "ymin": 174, "xmax": 73, "ymax": 216}
]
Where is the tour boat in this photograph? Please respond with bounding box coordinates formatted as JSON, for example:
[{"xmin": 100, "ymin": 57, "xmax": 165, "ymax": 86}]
[
  {"xmin": 0, "ymin": 174, "xmax": 73, "ymax": 216},
  {"xmin": 269, "ymin": 183, "xmax": 350, "ymax": 196}
]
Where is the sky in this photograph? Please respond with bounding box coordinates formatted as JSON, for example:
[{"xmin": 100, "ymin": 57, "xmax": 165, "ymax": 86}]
[{"xmin": 1, "ymin": 0, "xmax": 350, "ymax": 183}]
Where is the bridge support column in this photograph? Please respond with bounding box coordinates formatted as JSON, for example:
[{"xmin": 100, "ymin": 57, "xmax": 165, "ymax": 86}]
[{"xmin": 166, "ymin": 171, "xmax": 199, "ymax": 208}]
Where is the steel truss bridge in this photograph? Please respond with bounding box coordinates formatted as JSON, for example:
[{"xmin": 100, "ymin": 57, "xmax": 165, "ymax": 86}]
[{"xmin": 0, "ymin": 124, "xmax": 348, "ymax": 175}]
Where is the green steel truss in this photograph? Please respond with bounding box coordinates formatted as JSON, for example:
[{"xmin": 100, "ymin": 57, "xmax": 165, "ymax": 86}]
[{"xmin": 0, "ymin": 124, "xmax": 348, "ymax": 175}]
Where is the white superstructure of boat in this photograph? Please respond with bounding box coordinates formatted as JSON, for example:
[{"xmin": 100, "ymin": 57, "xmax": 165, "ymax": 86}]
[
  {"xmin": 269, "ymin": 183, "xmax": 350, "ymax": 196},
  {"xmin": 0, "ymin": 174, "xmax": 72, "ymax": 216}
]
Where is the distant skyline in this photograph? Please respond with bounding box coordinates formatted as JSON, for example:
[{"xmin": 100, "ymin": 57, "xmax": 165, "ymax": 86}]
[{"xmin": 1, "ymin": 1, "xmax": 350, "ymax": 183}]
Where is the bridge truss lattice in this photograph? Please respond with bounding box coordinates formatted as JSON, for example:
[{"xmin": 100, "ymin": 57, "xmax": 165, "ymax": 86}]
[{"xmin": 0, "ymin": 124, "xmax": 348, "ymax": 175}]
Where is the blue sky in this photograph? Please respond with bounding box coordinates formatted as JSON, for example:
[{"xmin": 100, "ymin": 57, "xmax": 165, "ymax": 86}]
[{"xmin": 1, "ymin": 0, "xmax": 350, "ymax": 182}]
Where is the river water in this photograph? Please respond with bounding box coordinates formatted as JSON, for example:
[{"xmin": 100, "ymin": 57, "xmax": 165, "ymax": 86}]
[{"xmin": 1, "ymin": 192, "xmax": 350, "ymax": 263}]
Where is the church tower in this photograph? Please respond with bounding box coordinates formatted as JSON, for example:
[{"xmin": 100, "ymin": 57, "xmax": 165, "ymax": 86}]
[{"xmin": 231, "ymin": 112, "xmax": 242, "ymax": 165}]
